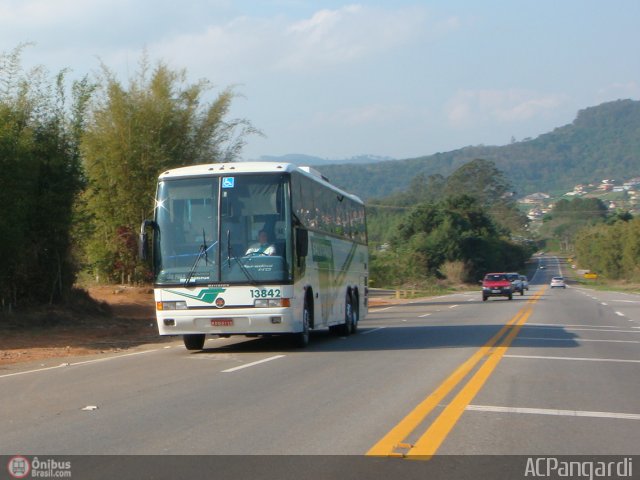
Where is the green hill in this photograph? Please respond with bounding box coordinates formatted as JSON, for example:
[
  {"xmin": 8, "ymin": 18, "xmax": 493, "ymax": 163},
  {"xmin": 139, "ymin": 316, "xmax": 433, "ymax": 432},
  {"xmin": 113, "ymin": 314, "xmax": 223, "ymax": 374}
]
[{"xmin": 316, "ymin": 99, "xmax": 640, "ymax": 200}]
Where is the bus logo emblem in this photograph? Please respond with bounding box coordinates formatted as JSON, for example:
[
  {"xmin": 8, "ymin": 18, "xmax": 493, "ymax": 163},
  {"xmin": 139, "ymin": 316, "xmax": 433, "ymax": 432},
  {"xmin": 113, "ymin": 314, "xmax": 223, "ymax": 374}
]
[{"xmin": 165, "ymin": 288, "xmax": 226, "ymax": 304}]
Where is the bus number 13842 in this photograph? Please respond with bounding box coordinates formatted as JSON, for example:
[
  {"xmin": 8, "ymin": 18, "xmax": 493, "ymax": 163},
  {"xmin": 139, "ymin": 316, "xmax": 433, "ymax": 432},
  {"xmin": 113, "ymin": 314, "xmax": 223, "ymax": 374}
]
[{"xmin": 250, "ymin": 289, "xmax": 281, "ymax": 298}]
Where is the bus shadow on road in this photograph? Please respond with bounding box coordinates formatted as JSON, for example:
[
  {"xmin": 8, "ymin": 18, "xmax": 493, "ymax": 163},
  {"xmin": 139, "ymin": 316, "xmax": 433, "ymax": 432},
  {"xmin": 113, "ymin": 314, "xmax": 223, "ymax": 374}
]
[{"xmin": 191, "ymin": 323, "xmax": 580, "ymax": 354}]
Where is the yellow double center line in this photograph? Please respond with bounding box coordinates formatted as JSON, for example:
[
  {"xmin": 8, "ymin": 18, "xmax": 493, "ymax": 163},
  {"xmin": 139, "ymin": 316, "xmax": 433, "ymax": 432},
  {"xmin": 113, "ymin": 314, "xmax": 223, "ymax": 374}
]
[{"xmin": 366, "ymin": 287, "xmax": 546, "ymax": 460}]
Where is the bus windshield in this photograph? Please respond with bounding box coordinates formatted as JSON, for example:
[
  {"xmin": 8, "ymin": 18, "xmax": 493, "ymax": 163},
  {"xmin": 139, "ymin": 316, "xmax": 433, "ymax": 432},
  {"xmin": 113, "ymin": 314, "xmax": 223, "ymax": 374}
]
[{"xmin": 153, "ymin": 173, "xmax": 293, "ymax": 286}]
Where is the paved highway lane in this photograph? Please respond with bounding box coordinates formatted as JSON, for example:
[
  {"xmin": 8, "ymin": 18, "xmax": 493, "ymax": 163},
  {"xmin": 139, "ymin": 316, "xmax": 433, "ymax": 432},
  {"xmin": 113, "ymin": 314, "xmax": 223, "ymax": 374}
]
[{"xmin": 1, "ymin": 280, "xmax": 638, "ymax": 460}]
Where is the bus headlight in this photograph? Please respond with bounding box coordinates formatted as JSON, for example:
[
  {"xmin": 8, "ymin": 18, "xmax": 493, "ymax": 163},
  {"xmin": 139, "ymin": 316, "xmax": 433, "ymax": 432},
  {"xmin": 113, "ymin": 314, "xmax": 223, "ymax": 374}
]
[
  {"xmin": 254, "ymin": 298, "xmax": 291, "ymax": 308},
  {"xmin": 157, "ymin": 301, "xmax": 188, "ymax": 311}
]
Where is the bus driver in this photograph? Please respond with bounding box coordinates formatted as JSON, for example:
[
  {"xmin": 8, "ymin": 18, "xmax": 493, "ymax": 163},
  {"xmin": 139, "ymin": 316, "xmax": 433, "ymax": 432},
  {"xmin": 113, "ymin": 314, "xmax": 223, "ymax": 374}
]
[{"xmin": 245, "ymin": 229, "xmax": 276, "ymax": 256}]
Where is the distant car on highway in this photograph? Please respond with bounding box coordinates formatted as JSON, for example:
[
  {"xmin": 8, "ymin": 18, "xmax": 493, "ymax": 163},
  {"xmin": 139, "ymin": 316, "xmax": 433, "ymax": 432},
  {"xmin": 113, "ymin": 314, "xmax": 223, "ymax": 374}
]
[
  {"xmin": 519, "ymin": 275, "xmax": 529, "ymax": 290},
  {"xmin": 550, "ymin": 276, "xmax": 566, "ymax": 288}
]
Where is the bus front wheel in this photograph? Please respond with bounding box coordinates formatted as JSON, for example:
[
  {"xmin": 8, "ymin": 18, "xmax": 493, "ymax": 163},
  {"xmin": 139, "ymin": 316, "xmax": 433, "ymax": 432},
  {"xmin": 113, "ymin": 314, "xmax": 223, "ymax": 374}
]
[
  {"xmin": 183, "ymin": 334, "xmax": 205, "ymax": 350},
  {"xmin": 293, "ymin": 303, "xmax": 311, "ymax": 348}
]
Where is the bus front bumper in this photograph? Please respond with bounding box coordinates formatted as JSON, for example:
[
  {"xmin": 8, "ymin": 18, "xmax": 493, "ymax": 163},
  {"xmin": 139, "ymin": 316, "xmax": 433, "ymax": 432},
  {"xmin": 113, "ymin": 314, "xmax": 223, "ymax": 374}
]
[{"xmin": 155, "ymin": 307, "xmax": 301, "ymax": 336}]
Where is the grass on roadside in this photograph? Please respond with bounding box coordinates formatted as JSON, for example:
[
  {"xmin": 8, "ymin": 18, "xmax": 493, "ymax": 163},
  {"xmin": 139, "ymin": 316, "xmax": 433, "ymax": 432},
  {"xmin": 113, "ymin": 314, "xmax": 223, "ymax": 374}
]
[{"xmin": 571, "ymin": 278, "xmax": 640, "ymax": 294}]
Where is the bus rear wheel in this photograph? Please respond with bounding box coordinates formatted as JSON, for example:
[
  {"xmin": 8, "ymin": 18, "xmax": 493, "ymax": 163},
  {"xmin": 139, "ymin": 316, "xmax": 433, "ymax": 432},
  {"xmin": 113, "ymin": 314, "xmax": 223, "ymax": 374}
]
[
  {"xmin": 341, "ymin": 295, "xmax": 354, "ymax": 336},
  {"xmin": 183, "ymin": 334, "xmax": 205, "ymax": 350},
  {"xmin": 350, "ymin": 294, "xmax": 359, "ymax": 334}
]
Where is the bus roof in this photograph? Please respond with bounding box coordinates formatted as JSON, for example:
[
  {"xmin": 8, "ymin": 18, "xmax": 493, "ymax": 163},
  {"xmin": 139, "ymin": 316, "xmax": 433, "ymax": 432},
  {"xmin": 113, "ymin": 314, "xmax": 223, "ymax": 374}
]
[{"xmin": 158, "ymin": 162, "xmax": 364, "ymax": 204}]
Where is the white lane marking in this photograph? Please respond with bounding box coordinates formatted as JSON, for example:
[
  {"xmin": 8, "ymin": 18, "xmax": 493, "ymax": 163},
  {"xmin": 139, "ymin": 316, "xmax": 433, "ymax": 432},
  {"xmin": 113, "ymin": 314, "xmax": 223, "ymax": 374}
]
[
  {"xmin": 0, "ymin": 349, "xmax": 161, "ymax": 379},
  {"xmin": 601, "ymin": 302, "xmax": 608, "ymax": 306},
  {"xmin": 612, "ymin": 299, "xmax": 640, "ymax": 303},
  {"xmin": 221, "ymin": 355, "xmax": 285, "ymax": 373},
  {"xmin": 527, "ymin": 323, "xmax": 622, "ymax": 329},
  {"xmin": 524, "ymin": 326, "xmax": 639, "ymax": 334},
  {"xmin": 371, "ymin": 306, "xmax": 394, "ymax": 312},
  {"xmin": 615, "ymin": 311, "xmax": 625, "ymax": 317},
  {"xmin": 449, "ymin": 305, "xmax": 459, "ymax": 309},
  {"xmin": 516, "ymin": 337, "xmax": 640, "ymax": 344},
  {"xmin": 418, "ymin": 313, "xmax": 432, "ymax": 318},
  {"xmin": 466, "ymin": 405, "xmax": 640, "ymax": 421},
  {"xmin": 362, "ymin": 327, "xmax": 387, "ymax": 335},
  {"xmin": 504, "ymin": 354, "xmax": 640, "ymax": 364}
]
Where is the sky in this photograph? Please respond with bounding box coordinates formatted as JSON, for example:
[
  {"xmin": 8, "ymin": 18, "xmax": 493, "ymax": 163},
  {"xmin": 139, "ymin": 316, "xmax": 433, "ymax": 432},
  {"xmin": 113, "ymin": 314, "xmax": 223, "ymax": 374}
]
[{"xmin": 1, "ymin": 0, "xmax": 639, "ymax": 161}]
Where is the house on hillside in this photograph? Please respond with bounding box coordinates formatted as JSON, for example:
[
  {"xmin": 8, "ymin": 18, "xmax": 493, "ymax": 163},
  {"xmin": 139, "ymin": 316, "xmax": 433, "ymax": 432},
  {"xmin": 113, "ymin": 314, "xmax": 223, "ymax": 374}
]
[
  {"xmin": 624, "ymin": 177, "xmax": 640, "ymax": 190},
  {"xmin": 527, "ymin": 208, "xmax": 545, "ymax": 220},
  {"xmin": 520, "ymin": 192, "xmax": 550, "ymax": 205},
  {"xmin": 565, "ymin": 183, "xmax": 591, "ymax": 196},
  {"xmin": 598, "ymin": 179, "xmax": 616, "ymax": 192}
]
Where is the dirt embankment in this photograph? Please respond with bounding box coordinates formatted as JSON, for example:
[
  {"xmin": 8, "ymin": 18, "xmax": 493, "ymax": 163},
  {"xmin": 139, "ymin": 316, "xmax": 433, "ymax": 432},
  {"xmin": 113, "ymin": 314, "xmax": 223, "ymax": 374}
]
[{"xmin": 0, "ymin": 286, "xmax": 160, "ymax": 366}]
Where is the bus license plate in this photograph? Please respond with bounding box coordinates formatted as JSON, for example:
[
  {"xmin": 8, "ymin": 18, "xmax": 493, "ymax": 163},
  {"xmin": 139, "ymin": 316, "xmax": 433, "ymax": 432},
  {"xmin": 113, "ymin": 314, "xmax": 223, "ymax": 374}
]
[{"xmin": 211, "ymin": 319, "xmax": 233, "ymax": 326}]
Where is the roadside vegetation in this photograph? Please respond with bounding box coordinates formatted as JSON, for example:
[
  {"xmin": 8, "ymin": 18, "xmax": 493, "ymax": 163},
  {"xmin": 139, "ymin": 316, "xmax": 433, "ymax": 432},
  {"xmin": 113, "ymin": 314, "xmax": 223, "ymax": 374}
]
[
  {"xmin": 574, "ymin": 215, "xmax": 640, "ymax": 282},
  {"xmin": 367, "ymin": 159, "xmax": 535, "ymax": 289},
  {"xmin": 0, "ymin": 46, "xmax": 258, "ymax": 314},
  {"xmin": 534, "ymin": 196, "xmax": 639, "ymax": 284}
]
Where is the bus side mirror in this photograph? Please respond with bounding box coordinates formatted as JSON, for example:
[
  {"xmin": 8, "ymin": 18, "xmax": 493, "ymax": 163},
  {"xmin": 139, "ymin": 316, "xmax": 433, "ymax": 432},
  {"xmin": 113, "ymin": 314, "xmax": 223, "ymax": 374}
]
[
  {"xmin": 296, "ymin": 228, "xmax": 308, "ymax": 258},
  {"xmin": 139, "ymin": 220, "xmax": 157, "ymax": 260},
  {"xmin": 140, "ymin": 231, "xmax": 148, "ymax": 260}
]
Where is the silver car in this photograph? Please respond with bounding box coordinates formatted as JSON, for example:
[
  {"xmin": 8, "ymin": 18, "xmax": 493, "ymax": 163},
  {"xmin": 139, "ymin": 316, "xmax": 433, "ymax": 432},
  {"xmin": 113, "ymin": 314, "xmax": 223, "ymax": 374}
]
[
  {"xmin": 506, "ymin": 272, "xmax": 524, "ymax": 295},
  {"xmin": 550, "ymin": 276, "xmax": 566, "ymax": 288},
  {"xmin": 519, "ymin": 275, "xmax": 529, "ymax": 290}
]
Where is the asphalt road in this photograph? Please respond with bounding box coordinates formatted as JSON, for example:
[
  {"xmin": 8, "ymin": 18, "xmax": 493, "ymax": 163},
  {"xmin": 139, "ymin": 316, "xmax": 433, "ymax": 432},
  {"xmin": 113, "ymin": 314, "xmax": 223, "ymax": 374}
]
[{"xmin": 1, "ymin": 256, "xmax": 639, "ymax": 478}]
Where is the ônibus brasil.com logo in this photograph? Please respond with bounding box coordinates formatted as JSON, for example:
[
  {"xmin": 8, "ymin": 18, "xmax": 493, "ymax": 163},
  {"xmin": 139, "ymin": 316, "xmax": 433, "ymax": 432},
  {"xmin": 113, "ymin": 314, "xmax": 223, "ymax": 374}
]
[
  {"xmin": 7, "ymin": 456, "xmax": 30, "ymax": 479},
  {"xmin": 7, "ymin": 456, "xmax": 72, "ymax": 478}
]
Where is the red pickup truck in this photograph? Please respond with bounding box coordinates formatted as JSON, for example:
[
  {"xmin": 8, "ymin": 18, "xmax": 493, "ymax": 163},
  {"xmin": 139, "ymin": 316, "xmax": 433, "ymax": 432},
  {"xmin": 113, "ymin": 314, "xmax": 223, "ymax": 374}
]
[{"xmin": 481, "ymin": 273, "xmax": 513, "ymax": 301}]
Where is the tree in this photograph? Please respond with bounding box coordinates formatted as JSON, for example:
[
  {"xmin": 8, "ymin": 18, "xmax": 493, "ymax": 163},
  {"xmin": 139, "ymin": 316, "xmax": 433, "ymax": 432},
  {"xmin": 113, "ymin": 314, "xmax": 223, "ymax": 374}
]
[
  {"xmin": 575, "ymin": 215, "xmax": 640, "ymax": 281},
  {"xmin": 367, "ymin": 159, "xmax": 533, "ymax": 286},
  {"xmin": 388, "ymin": 195, "xmax": 529, "ymax": 282},
  {"xmin": 0, "ymin": 45, "xmax": 92, "ymax": 308},
  {"xmin": 81, "ymin": 57, "xmax": 260, "ymax": 282},
  {"xmin": 541, "ymin": 197, "xmax": 608, "ymax": 252},
  {"xmin": 621, "ymin": 218, "xmax": 640, "ymax": 280},
  {"xmin": 443, "ymin": 158, "xmax": 528, "ymax": 234},
  {"xmin": 443, "ymin": 159, "xmax": 512, "ymax": 205}
]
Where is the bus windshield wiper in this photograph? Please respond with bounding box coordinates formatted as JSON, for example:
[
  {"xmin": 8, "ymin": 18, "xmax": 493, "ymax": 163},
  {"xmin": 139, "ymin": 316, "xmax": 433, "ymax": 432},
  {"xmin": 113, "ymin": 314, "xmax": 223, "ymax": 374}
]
[{"xmin": 184, "ymin": 229, "xmax": 212, "ymax": 286}]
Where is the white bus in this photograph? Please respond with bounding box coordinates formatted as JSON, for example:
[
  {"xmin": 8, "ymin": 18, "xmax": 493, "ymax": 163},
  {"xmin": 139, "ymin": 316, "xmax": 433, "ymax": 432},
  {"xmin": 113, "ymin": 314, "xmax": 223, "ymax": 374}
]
[{"xmin": 140, "ymin": 162, "xmax": 368, "ymax": 349}]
